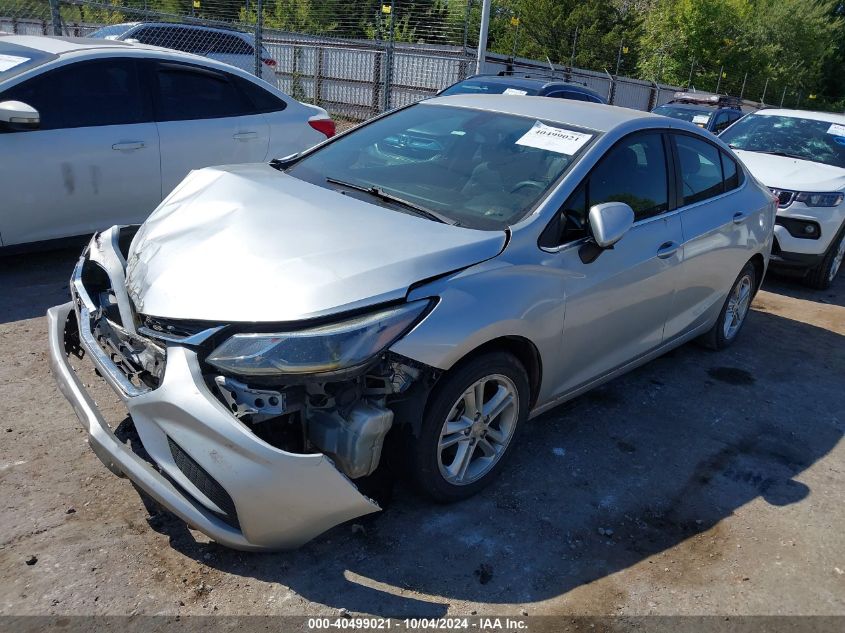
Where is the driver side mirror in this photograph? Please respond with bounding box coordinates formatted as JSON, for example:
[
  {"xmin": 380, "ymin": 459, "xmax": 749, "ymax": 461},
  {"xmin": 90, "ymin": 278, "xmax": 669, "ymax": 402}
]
[
  {"xmin": 579, "ymin": 202, "xmax": 635, "ymax": 264},
  {"xmin": 589, "ymin": 202, "xmax": 635, "ymax": 248},
  {"xmin": 0, "ymin": 100, "xmax": 40, "ymax": 132}
]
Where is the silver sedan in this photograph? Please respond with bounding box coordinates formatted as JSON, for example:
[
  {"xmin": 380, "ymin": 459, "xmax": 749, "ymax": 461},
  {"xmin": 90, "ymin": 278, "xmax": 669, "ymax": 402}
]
[{"xmin": 48, "ymin": 95, "xmax": 776, "ymax": 550}]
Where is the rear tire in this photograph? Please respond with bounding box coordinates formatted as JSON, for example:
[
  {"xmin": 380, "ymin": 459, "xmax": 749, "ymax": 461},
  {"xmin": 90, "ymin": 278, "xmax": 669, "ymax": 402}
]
[
  {"xmin": 411, "ymin": 352, "xmax": 529, "ymax": 503},
  {"xmin": 700, "ymin": 262, "xmax": 757, "ymax": 350},
  {"xmin": 804, "ymin": 225, "xmax": 845, "ymax": 290}
]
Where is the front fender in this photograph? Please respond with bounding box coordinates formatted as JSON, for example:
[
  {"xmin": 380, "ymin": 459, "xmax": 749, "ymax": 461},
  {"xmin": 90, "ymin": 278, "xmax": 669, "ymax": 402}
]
[{"xmin": 390, "ymin": 259, "xmax": 566, "ymax": 407}]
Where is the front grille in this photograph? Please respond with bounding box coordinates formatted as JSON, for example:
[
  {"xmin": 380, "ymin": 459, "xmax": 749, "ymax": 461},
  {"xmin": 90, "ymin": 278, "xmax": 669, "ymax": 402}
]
[
  {"xmin": 142, "ymin": 315, "xmax": 216, "ymax": 340},
  {"xmin": 167, "ymin": 437, "xmax": 240, "ymax": 529},
  {"xmin": 770, "ymin": 188, "xmax": 796, "ymax": 208}
]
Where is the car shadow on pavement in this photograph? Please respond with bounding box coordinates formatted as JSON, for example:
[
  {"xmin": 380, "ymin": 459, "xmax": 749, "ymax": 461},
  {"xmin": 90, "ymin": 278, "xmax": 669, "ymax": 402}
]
[
  {"xmin": 0, "ymin": 247, "xmax": 81, "ymax": 324},
  {"xmin": 130, "ymin": 307, "xmax": 844, "ymax": 617},
  {"xmin": 762, "ymin": 268, "xmax": 844, "ymax": 308}
]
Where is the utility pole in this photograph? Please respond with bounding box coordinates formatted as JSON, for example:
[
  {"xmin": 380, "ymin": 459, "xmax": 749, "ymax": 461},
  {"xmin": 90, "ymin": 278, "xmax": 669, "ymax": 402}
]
[
  {"xmin": 461, "ymin": 0, "xmax": 472, "ymax": 55},
  {"xmin": 570, "ymin": 25, "xmax": 579, "ymax": 69},
  {"xmin": 715, "ymin": 65, "xmax": 724, "ymax": 94},
  {"xmin": 739, "ymin": 72, "xmax": 748, "ymax": 99},
  {"xmin": 383, "ymin": 0, "xmax": 396, "ymax": 111},
  {"xmin": 780, "ymin": 85, "xmax": 787, "ymax": 107},
  {"xmin": 475, "ymin": 0, "xmax": 492, "ymax": 74},
  {"xmin": 656, "ymin": 50, "xmax": 665, "ymax": 84},
  {"xmin": 253, "ymin": 0, "xmax": 263, "ymax": 77},
  {"xmin": 48, "ymin": 0, "xmax": 62, "ymax": 35},
  {"xmin": 761, "ymin": 77, "xmax": 769, "ymax": 104},
  {"xmin": 615, "ymin": 38, "xmax": 624, "ymax": 76},
  {"xmin": 687, "ymin": 56, "xmax": 695, "ymax": 89}
]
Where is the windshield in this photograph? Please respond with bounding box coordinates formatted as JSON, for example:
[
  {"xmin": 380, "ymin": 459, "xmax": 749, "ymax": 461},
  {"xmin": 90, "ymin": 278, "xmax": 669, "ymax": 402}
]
[
  {"xmin": 440, "ymin": 80, "xmax": 540, "ymax": 97},
  {"xmin": 0, "ymin": 42, "xmax": 57, "ymax": 82},
  {"xmin": 652, "ymin": 105, "xmax": 713, "ymax": 128},
  {"xmin": 720, "ymin": 113, "xmax": 845, "ymax": 169},
  {"xmin": 652, "ymin": 105, "xmax": 713, "ymax": 127},
  {"xmin": 87, "ymin": 24, "xmax": 136, "ymax": 39},
  {"xmin": 286, "ymin": 104, "xmax": 597, "ymax": 230}
]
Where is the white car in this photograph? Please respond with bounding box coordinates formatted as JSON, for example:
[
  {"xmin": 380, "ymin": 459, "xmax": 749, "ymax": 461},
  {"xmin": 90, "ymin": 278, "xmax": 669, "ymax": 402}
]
[
  {"xmin": 0, "ymin": 35, "xmax": 334, "ymax": 249},
  {"xmin": 721, "ymin": 109, "xmax": 845, "ymax": 288},
  {"xmin": 87, "ymin": 22, "xmax": 278, "ymax": 86}
]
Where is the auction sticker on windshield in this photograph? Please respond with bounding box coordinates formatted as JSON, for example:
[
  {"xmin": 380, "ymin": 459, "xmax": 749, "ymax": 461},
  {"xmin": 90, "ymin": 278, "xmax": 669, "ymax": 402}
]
[
  {"xmin": 826, "ymin": 123, "xmax": 845, "ymax": 137},
  {"xmin": 503, "ymin": 88, "xmax": 528, "ymax": 96},
  {"xmin": 692, "ymin": 114, "xmax": 710, "ymax": 125},
  {"xmin": 515, "ymin": 121, "xmax": 592, "ymax": 155},
  {"xmin": 0, "ymin": 54, "xmax": 29, "ymax": 72}
]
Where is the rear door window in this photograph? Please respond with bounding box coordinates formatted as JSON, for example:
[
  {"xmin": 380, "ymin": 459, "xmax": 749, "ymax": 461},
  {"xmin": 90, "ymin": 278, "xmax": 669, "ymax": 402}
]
[
  {"xmin": 675, "ymin": 135, "xmax": 726, "ymax": 205},
  {"xmin": 208, "ymin": 33, "xmax": 254, "ymax": 55},
  {"xmin": 234, "ymin": 76, "xmax": 286, "ymax": 113},
  {"xmin": 721, "ymin": 151, "xmax": 743, "ymax": 192},
  {"xmin": 152, "ymin": 63, "xmax": 248, "ymax": 121}
]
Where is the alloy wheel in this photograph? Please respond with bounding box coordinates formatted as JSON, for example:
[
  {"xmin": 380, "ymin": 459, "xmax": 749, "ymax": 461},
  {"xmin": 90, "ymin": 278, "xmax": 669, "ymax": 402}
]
[
  {"xmin": 437, "ymin": 374, "xmax": 519, "ymax": 486},
  {"xmin": 723, "ymin": 273, "xmax": 753, "ymax": 340}
]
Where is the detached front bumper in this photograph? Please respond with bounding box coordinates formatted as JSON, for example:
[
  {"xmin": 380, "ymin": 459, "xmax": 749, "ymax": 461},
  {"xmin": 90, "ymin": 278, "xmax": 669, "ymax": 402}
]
[{"xmin": 47, "ymin": 231, "xmax": 379, "ymax": 551}]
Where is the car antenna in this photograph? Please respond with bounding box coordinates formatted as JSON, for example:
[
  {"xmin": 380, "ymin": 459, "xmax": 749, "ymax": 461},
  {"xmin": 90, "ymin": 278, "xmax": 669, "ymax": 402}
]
[{"xmin": 546, "ymin": 56, "xmax": 556, "ymax": 80}]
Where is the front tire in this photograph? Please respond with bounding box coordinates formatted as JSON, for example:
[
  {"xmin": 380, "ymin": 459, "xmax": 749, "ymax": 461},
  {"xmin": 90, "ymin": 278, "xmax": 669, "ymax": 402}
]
[
  {"xmin": 411, "ymin": 352, "xmax": 530, "ymax": 502},
  {"xmin": 700, "ymin": 262, "xmax": 756, "ymax": 350},
  {"xmin": 804, "ymin": 226, "xmax": 845, "ymax": 290}
]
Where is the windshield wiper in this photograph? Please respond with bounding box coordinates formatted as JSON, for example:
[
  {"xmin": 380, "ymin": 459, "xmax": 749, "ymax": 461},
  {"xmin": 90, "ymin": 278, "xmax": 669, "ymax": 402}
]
[
  {"xmin": 731, "ymin": 147, "xmax": 807, "ymax": 160},
  {"xmin": 325, "ymin": 176, "xmax": 459, "ymax": 226}
]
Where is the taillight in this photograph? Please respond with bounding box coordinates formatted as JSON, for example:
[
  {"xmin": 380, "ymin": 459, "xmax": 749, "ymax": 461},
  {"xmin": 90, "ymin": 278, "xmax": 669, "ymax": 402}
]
[
  {"xmin": 309, "ymin": 118, "xmax": 336, "ymax": 138},
  {"xmin": 262, "ymin": 57, "xmax": 277, "ymax": 67}
]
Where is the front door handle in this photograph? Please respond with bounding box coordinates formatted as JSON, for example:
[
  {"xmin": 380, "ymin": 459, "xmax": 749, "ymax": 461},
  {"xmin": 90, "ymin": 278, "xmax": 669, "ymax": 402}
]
[
  {"xmin": 733, "ymin": 212, "xmax": 748, "ymax": 224},
  {"xmin": 656, "ymin": 241, "xmax": 679, "ymax": 259},
  {"xmin": 233, "ymin": 132, "xmax": 258, "ymax": 141},
  {"xmin": 112, "ymin": 141, "xmax": 145, "ymax": 151}
]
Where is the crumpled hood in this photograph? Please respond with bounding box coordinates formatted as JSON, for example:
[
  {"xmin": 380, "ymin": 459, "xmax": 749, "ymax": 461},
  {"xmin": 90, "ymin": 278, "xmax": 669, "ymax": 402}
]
[
  {"xmin": 126, "ymin": 164, "xmax": 506, "ymax": 322},
  {"xmin": 734, "ymin": 149, "xmax": 845, "ymax": 192}
]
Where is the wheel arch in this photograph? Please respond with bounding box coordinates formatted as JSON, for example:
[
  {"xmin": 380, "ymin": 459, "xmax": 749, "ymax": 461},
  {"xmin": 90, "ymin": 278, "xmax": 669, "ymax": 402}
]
[
  {"xmin": 447, "ymin": 335, "xmax": 543, "ymax": 411},
  {"xmin": 749, "ymin": 252, "xmax": 766, "ymax": 294}
]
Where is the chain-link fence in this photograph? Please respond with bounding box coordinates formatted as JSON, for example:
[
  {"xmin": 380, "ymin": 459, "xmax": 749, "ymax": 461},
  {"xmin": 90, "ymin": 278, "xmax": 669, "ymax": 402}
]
[{"xmin": 4, "ymin": 1, "xmax": 809, "ymax": 121}]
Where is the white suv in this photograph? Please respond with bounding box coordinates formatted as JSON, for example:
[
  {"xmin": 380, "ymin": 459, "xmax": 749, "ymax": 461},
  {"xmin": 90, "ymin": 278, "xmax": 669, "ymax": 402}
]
[
  {"xmin": 721, "ymin": 109, "xmax": 845, "ymax": 289},
  {"xmin": 88, "ymin": 22, "xmax": 278, "ymax": 86}
]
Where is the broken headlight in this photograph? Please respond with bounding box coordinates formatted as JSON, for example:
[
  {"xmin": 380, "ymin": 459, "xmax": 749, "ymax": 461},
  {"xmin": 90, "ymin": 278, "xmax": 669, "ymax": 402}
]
[{"xmin": 206, "ymin": 300, "xmax": 432, "ymax": 376}]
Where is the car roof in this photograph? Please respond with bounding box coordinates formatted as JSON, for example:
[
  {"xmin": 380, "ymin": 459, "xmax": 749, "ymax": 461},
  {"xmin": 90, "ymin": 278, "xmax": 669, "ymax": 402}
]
[
  {"xmin": 753, "ymin": 108, "xmax": 845, "ymax": 124},
  {"xmin": 424, "ymin": 94, "xmax": 658, "ymax": 133},
  {"xmin": 465, "ymin": 74, "xmax": 600, "ymax": 94},
  {"xmin": 0, "ymin": 34, "xmax": 269, "ymax": 85},
  {"xmin": 0, "ymin": 34, "xmax": 138, "ymax": 54},
  {"xmin": 116, "ymin": 22, "xmax": 252, "ymax": 37},
  {"xmin": 657, "ymin": 102, "xmax": 718, "ymax": 111}
]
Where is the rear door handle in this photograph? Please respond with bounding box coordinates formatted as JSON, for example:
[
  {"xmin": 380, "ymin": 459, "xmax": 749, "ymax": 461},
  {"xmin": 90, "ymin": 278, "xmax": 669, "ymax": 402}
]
[
  {"xmin": 233, "ymin": 132, "xmax": 258, "ymax": 141},
  {"xmin": 112, "ymin": 141, "xmax": 145, "ymax": 151},
  {"xmin": 656, "ymin": 241, "xmax": 679, "ymax": 259},
  {"xmin": 733, "ymin": 212, "xmax": 748, "ymax": 224}
]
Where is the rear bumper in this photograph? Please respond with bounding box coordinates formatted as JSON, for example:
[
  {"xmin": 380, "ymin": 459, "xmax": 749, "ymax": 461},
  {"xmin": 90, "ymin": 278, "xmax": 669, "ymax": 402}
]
[{"xmin": 47, "ymin": 231, "xmax": 379, "ymax": 551}]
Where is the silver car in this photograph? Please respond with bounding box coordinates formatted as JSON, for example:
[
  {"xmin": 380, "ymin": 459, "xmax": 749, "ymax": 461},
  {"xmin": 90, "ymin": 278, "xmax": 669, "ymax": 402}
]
[{"xmin": 48, "ymin": 95, "xmax": 776, "ymax": 550}]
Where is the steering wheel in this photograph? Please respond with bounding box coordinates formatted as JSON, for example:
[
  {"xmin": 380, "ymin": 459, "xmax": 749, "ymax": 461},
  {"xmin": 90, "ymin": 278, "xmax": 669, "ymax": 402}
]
[{"xmin": 509, "ymin": 180, "xmax": 545, "ymax": 194}]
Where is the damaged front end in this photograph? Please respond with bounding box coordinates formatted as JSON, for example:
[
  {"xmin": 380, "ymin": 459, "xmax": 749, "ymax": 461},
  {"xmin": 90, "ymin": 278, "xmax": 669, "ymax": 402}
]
[{"xmin": 47, "ymin": 226, "xmax": 439, "ymax": 550}]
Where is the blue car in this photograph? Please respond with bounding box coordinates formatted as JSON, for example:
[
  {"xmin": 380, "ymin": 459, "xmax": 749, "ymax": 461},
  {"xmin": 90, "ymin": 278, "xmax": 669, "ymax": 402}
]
[
  {"xmin": 652, "ymin": 93, "xmax": 747, "ymax": 135},
  {"xmin": 438, "ymin": 72, "xmax": 607, "ymax": 104}
]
